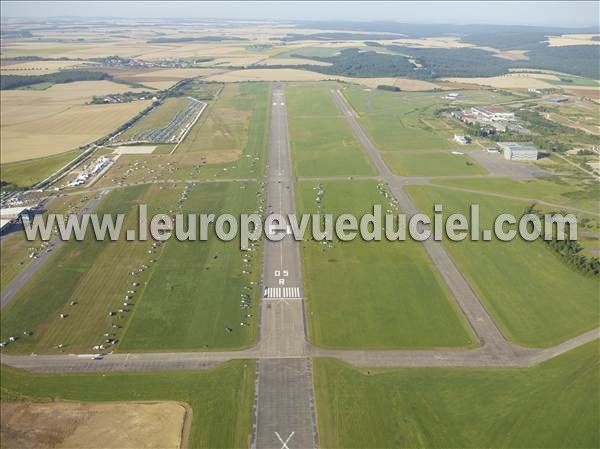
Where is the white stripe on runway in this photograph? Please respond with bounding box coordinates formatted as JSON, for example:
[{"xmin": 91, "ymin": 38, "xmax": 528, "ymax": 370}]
[{"xmin": 263, "ymin": 287, "xmax": 301, "ymax": 299}]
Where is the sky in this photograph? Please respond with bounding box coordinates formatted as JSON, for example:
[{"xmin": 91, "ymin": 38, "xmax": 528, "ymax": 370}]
[{"xmin": 1, "ymin": 1, "xmax": 599, "ymax": 28}]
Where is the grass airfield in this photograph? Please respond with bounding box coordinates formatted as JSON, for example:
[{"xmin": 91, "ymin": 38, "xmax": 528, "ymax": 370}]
[
  {"xmin": 286, "ymin": 83, "xmax": 376, "ymax": 177},
  {"xmin": 0, "ymin": 36, "xmax": 598, "ymax": 447},
  {"xmin": 341, "ymin": 87, "xmax": 513, "ymax": 176},
  {"xmin": 1, "ymin": 360, "xmax": 255, "ymax": 449},
  {"xmin": 313, "ymin": 341, "xmax": 599, "ymax": 448},
  {"xmin": 407, "ymin": 185, "xmax": 600, "ymax": 347},
  {"xmin": 296, "ymin": 180, "xmax": 475, "ymax": 348},
  {"xmin": 1, "ymin": 182, "xmax": 263, "ymax": 353}
]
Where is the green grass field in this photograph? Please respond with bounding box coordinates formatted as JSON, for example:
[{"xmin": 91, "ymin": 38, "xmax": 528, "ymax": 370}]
[
  {"xmin": 0, "ymin": 193, "xmax": 88, "ymax": 293},
  {"xmin": 1, "ymin": 149, "xmax": 82, "ymax": 189},
  {"xmin": 431, "ymin": 175, "xmax": 599, "ymax": 213},
  {"xmin": 1, "ymin": 360, "xmax": 255, "ymax": 449},
  {"xmin": 175, "ymin": 82, "xmax": 270, "ymax": 179},
  {"xmin": 343, "ymin": 88, "xmax": 457, "ymax": 151},
  {"xmin": 296, "ymin": 180, "xmax": 474, "ymax": 349},
  {"xmin": 407, "ymin": 185, "xmax": 600, "ymax": 347},
  {"xmin": 177, "ymin": 83, "xmax": 268, "ymax": 153},
  {"xmin": 120, "ymin": 181, "xmax": 262, "ymax": 351},
  {"xmin": 313, "ymin": 341, "xmax": 599, "ymax": 448},
  {"xmin": 1, "ymin": 182, "xmax": 263, "ymax": 353},
  {"xmin": 286, "ymin": 84, "xmax": 376, "ymax": 177},
  {"xmin": 383, "ymin": 150, "xmax": 487, "ymax": 177},
  {"xmin": 0, "ymin": 185, "xmax": 176, "ymax": 353},
  {"xmin": 340, "ymin": 87, "xmax": 490, "ymax": 176}
]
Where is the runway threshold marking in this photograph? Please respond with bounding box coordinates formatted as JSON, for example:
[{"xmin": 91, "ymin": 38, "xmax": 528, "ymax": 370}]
[{"xmin": 263, "ymin": 287, "xmax": 301, "ymax": 299}]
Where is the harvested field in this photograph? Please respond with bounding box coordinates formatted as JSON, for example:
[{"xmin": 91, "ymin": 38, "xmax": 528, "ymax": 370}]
[
  {"xmin": 442, "ymin": 74, "xmax": 557, "ymax": 89},
  {"xmin": 1, "ymin": 81, "xmax": 151, "ymax": 163},
  {"xmin": 390, "ymin": 36, "xmax": 473, "ymax": 48},
  {"xmin": 2, "ymin": 102, "xmax": 151, "ymax": 163},
  {"xmin": 546, "ymin": 34, "xmax": 600, "ymax": 47},
  {"xmin": 204, "ymin": 68, "xmax": 441, "ymax": 90},
  {"xmin": 205, "ymin": 68, "xmax": 333, "ymax": 83},
  {"xmin": 492, "ymin": 49, "xmax": 529, "ymax": 61},
  {"xmin": 1, "ymin": 401, "xmax": 187, "ymax": 449},
  {"xmin": 0, "ymin": 60, "xmax": 100, "ymax": 75},
  {"xmin": 128, "ymin": 68, "xmax": 225, "ymax": 89},
  {"xmin": 256, "ymin": 57, "xmax": 333, "ymax": 66}
]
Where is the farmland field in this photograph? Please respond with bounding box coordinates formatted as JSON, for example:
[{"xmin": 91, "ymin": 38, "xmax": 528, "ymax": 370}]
[
  {"xmin": 0, "ymin": 181, "xmax": 263, "ymax": 353},
  {"xmin": 0, "ymin": 149, "xmax": 82, "ymax": 189},
  {"xmin": 286, "ymin": 84, "xmax": 376, "ymax": 177},
  {"xmin": 406, "ymin": 185, "xmax": 600, "ymax": 347},
  {"xmin": 313, "ymin": 341, "xmax": 599, "ymax": 448},
  {"xmin": 1, "ymin": 360, "xmax": 255, "ymax": 449},
  {"xmin": 1, "ymin": 81, "xmax": 151, "ymax": 163},
  {"xmin": 0, "ymin": 60, "xmax": 100, "ymax": 75},
  {"xmin": 296, "ymin": 180, "xmax": 474, "ymax": 348}
]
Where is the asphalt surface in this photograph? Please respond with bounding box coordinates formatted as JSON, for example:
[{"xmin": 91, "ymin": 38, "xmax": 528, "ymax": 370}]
[
  {"xmin": 253, "ymin": 84, "xmax": 317, "ymax": 449},
  {"xmin": 254, "ymin": 359, "xmax": 318, "ymax": 449}
]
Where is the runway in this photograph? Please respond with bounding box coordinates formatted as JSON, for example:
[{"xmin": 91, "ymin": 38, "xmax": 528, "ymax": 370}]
[{"xmin": 252, "ymin": 84, "xmax": 317, "ymax": 449}]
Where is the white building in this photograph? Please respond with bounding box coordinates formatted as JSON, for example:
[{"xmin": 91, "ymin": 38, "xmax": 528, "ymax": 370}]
[
  {"xmin": 499, "ymin": 142, "xmax": 539, "ymax": 161},
  {"xmin": 454, "ymin": 134, "xmax": 471, "ymax": 145},
  {"xmin": 471, "ymin": 106, "xmax": 515, "ymax": 122}
]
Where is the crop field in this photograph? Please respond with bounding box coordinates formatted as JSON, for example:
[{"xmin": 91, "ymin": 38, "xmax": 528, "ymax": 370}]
[
  {"xmin": 1, "ymin": 81, "xmax": 151, "ymax": 163},
  {"xmin": 0, "ymin": 60, "xmax": 100, "ymax": 75},
  {"xmin": 1, "ymin": 360, "xmax": 255, "ymax": 449},
  {"xmin": 0, "ymin": 148, "xmax": 82, "ymax": 189},
  {"xmin": 0, "ymin": 181, "xmax": 263, "ymax": 353},
  {"xmin": 296, "ymin": 180, "xmax": 474, "ymax": 348},
  {"xmin": 431, "ymin": 175, "xmax": 600, "ymax": 213},
  {"xmin": 406, "ymin": 185, "xmax": 600, "ymax": 347},
  {"xmin": 313, "ymin": 341, "xmax": 599, "ymax": 448},
  {"xmin": 286, "ymin": 84, "xmax": 376, "ymax": 177},
  {"xmin": 204, "ymin": 69, "xmax": 442, "ymax": 90},
  {"xmin": 120, "ymin": 181, "xmax": 262, "ymax": 351},
  {"xmin": 443, "ymin": 74, "xmax": 557, "ymax": 89},
  {"xmin": 116, "ymin": 97, "xmax": 203, "ymax": 143}
]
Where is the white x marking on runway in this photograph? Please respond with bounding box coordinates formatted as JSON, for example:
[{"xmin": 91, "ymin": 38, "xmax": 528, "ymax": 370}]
[{"xmin": 275, "ymin": 431, "xmax": 294, "ymax": 449}]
